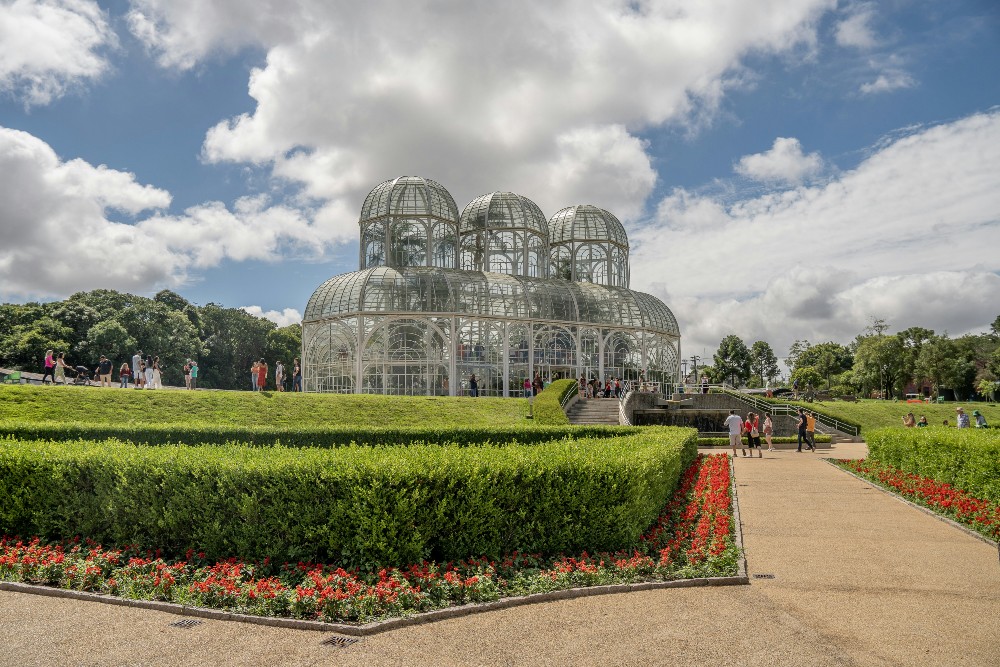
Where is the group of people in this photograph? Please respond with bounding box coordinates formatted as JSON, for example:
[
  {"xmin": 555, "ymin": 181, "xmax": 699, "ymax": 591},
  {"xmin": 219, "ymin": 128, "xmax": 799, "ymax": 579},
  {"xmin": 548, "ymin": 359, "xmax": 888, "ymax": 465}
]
[
  {"xmin": 723, "ymin": 407, "xmax": 818, "ymax": 457},
  {"xmin": 39, "ymin": 349, "xmax": 190, "ymax": 389},
  {"xmin": 251, "ymin": 358, "xmax": 302, "ymax": 392},
  {"xmin": 577, "ymin": 376, "xmax": 624, "ymax": 400},
  {"xmin": 903, "ymin": 407, "xmax": 988, "ymax": 428}
]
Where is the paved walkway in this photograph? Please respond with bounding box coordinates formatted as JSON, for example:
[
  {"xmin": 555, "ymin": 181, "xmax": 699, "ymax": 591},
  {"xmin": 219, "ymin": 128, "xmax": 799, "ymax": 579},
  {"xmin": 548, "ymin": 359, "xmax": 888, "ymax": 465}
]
[{"xmin": 2, "ymin": 444, "xmax": 998, "ymax": 666}]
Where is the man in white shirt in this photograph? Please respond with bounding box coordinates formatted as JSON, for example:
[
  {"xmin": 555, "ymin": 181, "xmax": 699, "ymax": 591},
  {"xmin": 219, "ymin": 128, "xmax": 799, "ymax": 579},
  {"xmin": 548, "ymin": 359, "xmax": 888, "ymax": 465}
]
[{"xmin": 724, "ymin": 410, "xmax": 744, "ymax": 458}]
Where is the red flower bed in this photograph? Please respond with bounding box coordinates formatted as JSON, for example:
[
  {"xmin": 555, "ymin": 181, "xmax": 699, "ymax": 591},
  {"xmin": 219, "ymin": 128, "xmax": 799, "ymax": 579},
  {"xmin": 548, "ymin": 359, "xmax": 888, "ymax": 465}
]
[
  {"xmin": 836, "ymin": 459, "xmax": 1000, "ymax": 540},
  {"xmin": 0, "ymin": 455, "xmax": 739, "ymax": 623}
]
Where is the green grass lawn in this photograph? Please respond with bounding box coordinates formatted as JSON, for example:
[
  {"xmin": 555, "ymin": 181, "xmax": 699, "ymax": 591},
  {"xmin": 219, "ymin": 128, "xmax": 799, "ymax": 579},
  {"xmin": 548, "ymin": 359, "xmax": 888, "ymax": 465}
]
[
  {"xmin": 0, "ymin": 384, "xmax": 534, "ymax": 429},
  {"xmin": 779, "ymin": 397, "xmax": 1000, "ymax": 433}
]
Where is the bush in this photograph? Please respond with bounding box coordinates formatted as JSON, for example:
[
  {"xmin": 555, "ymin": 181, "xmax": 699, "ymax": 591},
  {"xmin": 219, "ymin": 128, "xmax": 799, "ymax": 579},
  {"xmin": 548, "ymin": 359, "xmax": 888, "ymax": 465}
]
[
  {"xmin": 530, "ymin": 378, "xmax": 577, "ymax": 425},
  {"xmin": 0, "ymin": 420, "xmax": 636, "ymax": 448},
  {"xmin": 866, "ymin": 428, "xmax": 1000, "ymax": 504},
  {"xmin": 0, "ymin": 428, "xmax": 696, "ymax": 568}
]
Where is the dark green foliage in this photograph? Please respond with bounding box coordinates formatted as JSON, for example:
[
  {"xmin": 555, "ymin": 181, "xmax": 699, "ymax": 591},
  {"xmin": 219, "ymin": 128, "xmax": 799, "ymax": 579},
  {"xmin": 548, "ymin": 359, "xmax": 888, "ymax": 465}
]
[
  {"xmin": 531, "ymin": 378, "xmax": 576, "ymax": 425},
  {"xmin": 0, "ymin": 428, "xmax": 697, "ymax": 567},
  {"xmin": 866, "ymin": 428, "xmax": 1000, "ymax": 504}
]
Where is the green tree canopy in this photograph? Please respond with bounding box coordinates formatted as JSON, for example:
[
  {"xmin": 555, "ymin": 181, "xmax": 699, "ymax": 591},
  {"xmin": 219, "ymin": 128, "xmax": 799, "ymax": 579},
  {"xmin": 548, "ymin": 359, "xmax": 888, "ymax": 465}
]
[
  {"xmin": 749, "ymin": 340, "xmax": 779, "ymax": 387},
  {"xmin": 714, "ymin": 335, "xmax": 751, "ymax": 387}
]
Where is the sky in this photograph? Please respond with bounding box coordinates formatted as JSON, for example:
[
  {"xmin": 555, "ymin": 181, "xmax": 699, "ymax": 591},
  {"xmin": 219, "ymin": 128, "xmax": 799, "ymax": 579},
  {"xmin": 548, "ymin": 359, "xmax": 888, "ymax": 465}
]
[{"xmin": 1, "ymin": 0, "xmax": 999, "ymax": 370}]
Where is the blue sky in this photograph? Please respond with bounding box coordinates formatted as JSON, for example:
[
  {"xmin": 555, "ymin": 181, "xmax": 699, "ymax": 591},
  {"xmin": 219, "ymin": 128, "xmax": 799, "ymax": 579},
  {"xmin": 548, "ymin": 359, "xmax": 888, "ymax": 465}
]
[{"xmin": 1, "ymin": 0, "xmax": 998, "ymax": 362}]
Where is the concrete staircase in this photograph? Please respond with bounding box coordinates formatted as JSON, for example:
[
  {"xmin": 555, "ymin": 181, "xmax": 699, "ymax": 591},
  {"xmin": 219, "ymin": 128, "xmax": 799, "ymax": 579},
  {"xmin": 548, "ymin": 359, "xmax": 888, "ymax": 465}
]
[{"xmin": 566, "ymin": 398, "xmax": 621, "ymax": 425}]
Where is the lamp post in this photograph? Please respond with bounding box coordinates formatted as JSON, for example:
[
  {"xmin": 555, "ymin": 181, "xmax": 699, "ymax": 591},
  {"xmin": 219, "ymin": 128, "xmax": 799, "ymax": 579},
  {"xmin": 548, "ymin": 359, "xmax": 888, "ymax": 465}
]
[
  {"xmin": 681, "ymin": 359, "xmax": 689, "ymax": 385},
  {"xmin": 691, "ymin": 355, "xmax": 701, "ymax": 387}
]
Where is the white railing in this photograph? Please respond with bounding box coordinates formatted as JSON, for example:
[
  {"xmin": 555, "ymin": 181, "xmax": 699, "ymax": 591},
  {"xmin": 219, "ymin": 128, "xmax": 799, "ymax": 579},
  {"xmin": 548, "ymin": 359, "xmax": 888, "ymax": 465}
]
[{"xmin": 720, "ymin": 389, "xmax": 860, "ymax": 437}]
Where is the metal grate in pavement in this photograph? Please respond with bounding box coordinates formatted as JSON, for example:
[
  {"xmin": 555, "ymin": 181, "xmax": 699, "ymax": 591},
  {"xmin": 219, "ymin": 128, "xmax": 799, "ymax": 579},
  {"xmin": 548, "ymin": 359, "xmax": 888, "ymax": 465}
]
[
  {"xmin": 752, "ymin": 573, "xmax": 776, "ymax": 579},
  {"xmin": 321, "ymin": 635, "xmax": 359, "ymax": 648},
  {"xmin": 169, "ymin": 619, "xmax": 203, "ymax": 629}
]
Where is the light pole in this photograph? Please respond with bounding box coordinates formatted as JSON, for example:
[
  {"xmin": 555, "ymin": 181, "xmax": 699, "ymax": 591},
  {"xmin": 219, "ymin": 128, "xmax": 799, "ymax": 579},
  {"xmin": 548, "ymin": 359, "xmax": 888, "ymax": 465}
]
[
  {"xmin": 691, "ymin": 355, "xmax": 701, "ymax": 387},
  {"xmin": 681, "ymin": 359, "xmax": 689, "ymax": 384}
]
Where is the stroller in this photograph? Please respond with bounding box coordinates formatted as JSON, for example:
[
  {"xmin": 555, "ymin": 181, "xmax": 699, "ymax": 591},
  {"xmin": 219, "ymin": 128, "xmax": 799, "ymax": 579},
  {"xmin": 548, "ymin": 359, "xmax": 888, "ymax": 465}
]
[{"xmin": 72, "ymin": 365, "xmax": 92, "ymax": 385}]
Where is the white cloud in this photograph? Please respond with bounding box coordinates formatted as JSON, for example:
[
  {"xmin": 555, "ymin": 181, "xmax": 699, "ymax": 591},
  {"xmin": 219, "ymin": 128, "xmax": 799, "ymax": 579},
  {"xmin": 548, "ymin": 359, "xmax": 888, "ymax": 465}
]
[
  {"xmin": 860, "ymin": 69, "xmax": 916, "ymax": 95},
  {"xmin": 0, "ymin": 0, "xmax": 115, "ymax": 106},
  {"xmin": 834, "ymin": 2, "xmax": 878, "ymax": 50},
  {"xmin": 734, "ymin": 137, "xmax": 824, "ymax": 185},
  {"xmin": 631, "ymin": 111, "xmax": 1000, "ymax": 361},
  {"xmin": 0, "ymin": 126, "xmax": 329, "ymax": 300},
  {"xmin": 241, "ymin": 305, "xmax": 302, "ymax": 328},
  {"xmin": 131, "ymin": 0, "xmax": 837, "ymax": 229}
]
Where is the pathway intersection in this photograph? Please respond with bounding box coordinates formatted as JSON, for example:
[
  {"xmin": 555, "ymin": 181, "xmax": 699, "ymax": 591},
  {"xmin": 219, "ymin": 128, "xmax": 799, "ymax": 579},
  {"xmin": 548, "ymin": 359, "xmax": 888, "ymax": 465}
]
[{"xmin": 1, "ymin": 443, "xmax": 997, "ymax": 666}]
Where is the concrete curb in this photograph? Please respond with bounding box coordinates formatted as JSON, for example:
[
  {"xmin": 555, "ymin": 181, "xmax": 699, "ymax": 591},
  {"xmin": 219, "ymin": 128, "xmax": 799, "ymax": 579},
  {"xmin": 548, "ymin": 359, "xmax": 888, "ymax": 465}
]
[
  {"xmin": 0, "ymin": 455, "xmax": 750, "ymax": 636},
  {"xmin": 824, "ymin": 459, "xmax": 1000, "ymax": 552}
]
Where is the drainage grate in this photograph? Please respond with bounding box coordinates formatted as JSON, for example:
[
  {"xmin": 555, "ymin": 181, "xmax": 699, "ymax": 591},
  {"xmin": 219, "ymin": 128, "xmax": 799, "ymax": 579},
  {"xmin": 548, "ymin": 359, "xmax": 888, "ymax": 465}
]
[
  {"xmin": 321, "ymin": 635, "xmax": 359, "ymax": 648},
  {"xmin": 752, "ymin": 573, "xmax": 776, "ymax": 579},
  {"xmin": 169, "ymin": 619, "xmax": 203, "ymax": 629},
  {"xmin": 737, "ymin": 484, "xmax": 749, "ymax": 487}
]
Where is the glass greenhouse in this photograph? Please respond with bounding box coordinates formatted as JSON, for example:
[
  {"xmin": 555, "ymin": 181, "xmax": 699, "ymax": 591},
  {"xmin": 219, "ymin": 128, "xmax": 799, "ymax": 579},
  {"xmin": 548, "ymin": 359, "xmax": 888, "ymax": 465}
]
[{"xmin": 302, "ymin": 176, "xmax": 681, "ymax": 396}]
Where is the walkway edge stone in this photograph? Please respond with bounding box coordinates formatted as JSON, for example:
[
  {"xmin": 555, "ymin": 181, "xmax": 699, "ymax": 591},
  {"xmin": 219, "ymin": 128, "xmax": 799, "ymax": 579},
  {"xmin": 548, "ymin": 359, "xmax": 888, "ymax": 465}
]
[
  {"xmin": 824, "ymin": 458, "xmax": 1000, "ymax": 551},
  {"xmin": 0, "ymin": 453, "xmax": 750, "ymax": 637}
]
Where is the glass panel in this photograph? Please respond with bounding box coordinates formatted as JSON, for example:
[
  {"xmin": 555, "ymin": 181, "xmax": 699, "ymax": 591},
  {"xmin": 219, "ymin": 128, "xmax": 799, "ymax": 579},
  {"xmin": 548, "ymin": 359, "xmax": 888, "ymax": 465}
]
[{"xmin": 390, "ymin": 219, "xmax": 428, "ymax": 267}]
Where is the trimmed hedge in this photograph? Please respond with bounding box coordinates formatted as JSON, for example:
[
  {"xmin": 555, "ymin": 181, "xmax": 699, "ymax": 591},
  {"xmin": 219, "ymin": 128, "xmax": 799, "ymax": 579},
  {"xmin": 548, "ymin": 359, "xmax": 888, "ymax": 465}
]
[
  {"xmin": 0, "ymin": 427, "xmax": 696, "ymax": 567},
  {"xmin": 530, "ymin": 379, "xmax": 576, "ymax": 425},
  {"xmin": 0, "ymin": 421, "xmax": 637, "ymax": 447},
  {"xmin": 866, "ymin": 428, "xmax": 1000, "ymax": 504}
]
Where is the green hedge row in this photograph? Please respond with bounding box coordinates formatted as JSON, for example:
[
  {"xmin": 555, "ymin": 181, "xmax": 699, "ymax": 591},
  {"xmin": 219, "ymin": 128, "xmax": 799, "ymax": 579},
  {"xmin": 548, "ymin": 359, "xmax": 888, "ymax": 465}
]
[
  {"xmin": 866, "ymin": 428, "xmax": 1000, "ymax": 504},
  {"xmin": 0, "ymin": 420, "xmax": 636, "ymax": 447},
  {"xmin": 530, "ymin": 378, "xmax": 576, "ymax": 425},
  {"xmin": 0, "ymin": 428, "xmax": 696, "ymax": 567}
]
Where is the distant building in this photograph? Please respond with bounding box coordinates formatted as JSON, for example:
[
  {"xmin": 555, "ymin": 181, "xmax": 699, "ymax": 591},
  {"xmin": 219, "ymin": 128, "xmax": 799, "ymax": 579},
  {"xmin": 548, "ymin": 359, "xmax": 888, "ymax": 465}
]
[{"xmin": 302, "ymin": 176, "xmax": 680, "ymax": 396}]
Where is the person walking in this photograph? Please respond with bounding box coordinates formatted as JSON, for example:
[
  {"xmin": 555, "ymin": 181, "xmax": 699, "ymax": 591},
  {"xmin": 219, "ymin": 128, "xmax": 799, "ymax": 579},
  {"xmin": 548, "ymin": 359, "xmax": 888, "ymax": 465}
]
[
  {"xmin": 97, "ymin": 355, "xmax": 113, "ymax": 387},
  {"xmin": 275, "ymin": 360, "xmax": 285, "ymax": 392},
  {"xmin": 189, "ymin": 360, "xmax": 198, "ymax": 389},
  {"xmin": 763, "ymin": 413, "xmax": 775, "ymax": 451},
  {"xmin": 41, "ymin": 350, "xmax": 56, "ymax": 384},
  {"xmin": 469, "ymin": 373, "xmax": 478, "ymax": 397},
  {"xmin": 54, "ymin": 352, "xmax": 70, "ymax": 385},
  {"xmin": 744, "ymin": 412, "xmax": 762, "ymax": 457},
  {"xmin": 796, "ymin": 408, "xmax": 809, "ymax": 452},
  {"xmin": 144, "ymin": 354, "xmax": 155, "ymax": 389},
  {"xmin": 132, "ymin": 350, "xmax": 143, "ymax": 389},
  {"xmin": 256, "ymin": 359, "xmax": 267, "ymax": 391},
  {"xmin": 292, "ymin": 358, "xmax": 302, "ymax": 392},
  {"xmin": 119, "ymin": 363, "xmax": 131, "ymax": 389},
  {"xmin": 724, "ymin": 410, "xmax": 744, "ymax": 458},
  {"xmin": 805, "ymin": 411, "xmax": 817, "ymax": 450}
]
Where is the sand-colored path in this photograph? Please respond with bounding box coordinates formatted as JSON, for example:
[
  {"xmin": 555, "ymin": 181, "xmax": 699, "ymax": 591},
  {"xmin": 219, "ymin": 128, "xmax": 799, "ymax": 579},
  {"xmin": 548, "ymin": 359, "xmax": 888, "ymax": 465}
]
[{"xmin": 2, "ymin": 443, "xmax": 998, "ymax": 666}]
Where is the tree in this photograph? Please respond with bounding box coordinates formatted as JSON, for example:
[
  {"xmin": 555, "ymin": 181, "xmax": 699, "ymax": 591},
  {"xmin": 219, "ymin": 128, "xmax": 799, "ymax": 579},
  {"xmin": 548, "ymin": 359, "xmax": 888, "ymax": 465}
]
[
  {"xmin": 81, "ymin": 321, "xmax": 137, "ymax": 369},
  {"xmin": 853, "ymin": 334, "xmax": 904, "ymax": 398},
  {"xmin": 914, "ymin": 336, "xmax": 976, "ymax": 400},
  {"xmin": 749, "ymin": 340, "xmax": 779, "ymax": 387},
  {"xmin": 992, "ymin": 314, "xmax": 1000, "ymax": 337},
  {"xmin": 790, "ymin": 366, "xmax": 823, "ymax": 392},
  {"xmin": 797, "ymin": 341, "xmax": 852, "ymax": 389},
  {"xmin": 714, "ymin": 335, "xmax": 751, "ymax": 387},
  {"xmin": 786, "ymin": 339, "xmax": 811, "ymax": 372},
  {"xmin": 896, "ymin": 327, "xmax": 934, "ymax": 391}
]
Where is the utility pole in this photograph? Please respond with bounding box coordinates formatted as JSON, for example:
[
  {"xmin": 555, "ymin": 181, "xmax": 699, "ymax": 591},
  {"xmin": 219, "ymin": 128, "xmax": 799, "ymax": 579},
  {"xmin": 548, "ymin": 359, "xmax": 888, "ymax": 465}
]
[
  {"xmin": 681, "ymin": 359, "xmax": 689, "ymax": 384},
  {"xmin": 691, "ymin": 355, "xmax": 701, "ymax": 386}
]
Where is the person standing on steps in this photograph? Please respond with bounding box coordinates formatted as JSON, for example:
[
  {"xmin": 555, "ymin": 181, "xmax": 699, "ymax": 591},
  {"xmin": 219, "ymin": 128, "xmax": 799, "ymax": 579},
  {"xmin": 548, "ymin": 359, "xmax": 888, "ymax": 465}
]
[
  {"xmin": 796, "ymin": 408, "xmax": 809, "ymax": 452},
  {"xmin": 724, "ymin": 409, "xmax": 744, "ymax": 458}
]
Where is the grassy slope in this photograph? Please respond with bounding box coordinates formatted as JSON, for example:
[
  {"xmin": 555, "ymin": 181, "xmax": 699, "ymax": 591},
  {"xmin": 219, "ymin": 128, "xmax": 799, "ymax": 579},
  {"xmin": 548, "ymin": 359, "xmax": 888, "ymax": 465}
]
[
  {"xmin": 776, "ymin": 398, "xmax": 1000, "ymax": 433},
  {"xmin": 0, "ymin": 385, "xmax": 535, "ymax": 429}
]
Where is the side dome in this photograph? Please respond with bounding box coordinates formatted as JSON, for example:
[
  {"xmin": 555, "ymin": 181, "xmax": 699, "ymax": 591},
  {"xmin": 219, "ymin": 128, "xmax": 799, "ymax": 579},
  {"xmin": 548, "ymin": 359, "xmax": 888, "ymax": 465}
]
[
  {"xmin": 548, "ymin": 205, "xmax": 628, "ymax": 247},
  {"xmin": 459, "ymin": 192, "xmax": 550, "ymax": 278},
  {"xmin": 548, "ymin": 204, "xmax": 630, "ymax": 288},
  {"xmin": 359, "ymin": 176, "xmax": 459, "ymax": 222}
]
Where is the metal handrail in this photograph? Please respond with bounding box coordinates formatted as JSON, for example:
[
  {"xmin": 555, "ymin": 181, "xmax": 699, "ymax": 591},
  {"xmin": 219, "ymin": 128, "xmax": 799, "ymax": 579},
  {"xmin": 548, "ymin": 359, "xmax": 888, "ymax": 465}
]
[
  {"xmin": 560, "ymin": 381, "xmax": 579, "ymax": 410},
  {"xmin": 720, "ymin": 389, "xmax": 860, "ymax": 437}
]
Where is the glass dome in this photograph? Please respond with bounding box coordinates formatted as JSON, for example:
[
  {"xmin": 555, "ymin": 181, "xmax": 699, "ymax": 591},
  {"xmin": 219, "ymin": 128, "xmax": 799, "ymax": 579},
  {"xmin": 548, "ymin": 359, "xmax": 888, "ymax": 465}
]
[
  {"xmin": 459, "ymin": 192, "xmax": 550, "ymax": 278},
  {"xmin": 358, "ymin": 176, "xmax": 460, "ymax": 271},
  {"xmin": 548, "ymin": 205, "xmax": 629, "ymax": 287}
]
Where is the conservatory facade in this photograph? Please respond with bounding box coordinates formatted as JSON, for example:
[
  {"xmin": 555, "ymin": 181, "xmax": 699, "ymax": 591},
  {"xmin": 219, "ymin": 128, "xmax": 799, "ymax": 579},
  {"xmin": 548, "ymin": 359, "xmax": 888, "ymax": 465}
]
[{"xmin": 302, "ymin": 176, "xmax": 680, "ymax": 396}]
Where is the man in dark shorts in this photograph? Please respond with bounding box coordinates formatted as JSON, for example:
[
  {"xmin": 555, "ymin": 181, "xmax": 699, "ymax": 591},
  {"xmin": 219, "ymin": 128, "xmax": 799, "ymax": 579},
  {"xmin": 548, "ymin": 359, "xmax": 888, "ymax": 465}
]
[{"xmin": 796, "ymin": 408, "xmax": 809, "ymax": 452}]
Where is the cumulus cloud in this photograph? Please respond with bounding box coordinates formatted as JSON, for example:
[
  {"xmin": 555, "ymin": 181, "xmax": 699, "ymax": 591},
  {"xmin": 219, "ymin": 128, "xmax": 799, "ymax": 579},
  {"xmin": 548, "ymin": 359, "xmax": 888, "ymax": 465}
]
[
  {"xmin": 631, "ymin": 110, "xmax": 1000, "ymax": 360},
  {"xmin": 834, "ymin": 2, "xmax": 878, "ymax": 50},
  {"xmin": 241, "ymin": 305, "xmax": 302, "ymax": 328},
  {"xmin": 0, "ymin": 127, "xmax": 329, "ymax": 300},
  {"xmin": 0, "ymin": 0, "xmax": 115, "ymax": 106},
  {"xmin": 734, "ymin": 137, "xmax": 824, "ymax": 185},
  {"xmin": 129, "ymin": 0, "xmax": 836, "ymax": 233}
]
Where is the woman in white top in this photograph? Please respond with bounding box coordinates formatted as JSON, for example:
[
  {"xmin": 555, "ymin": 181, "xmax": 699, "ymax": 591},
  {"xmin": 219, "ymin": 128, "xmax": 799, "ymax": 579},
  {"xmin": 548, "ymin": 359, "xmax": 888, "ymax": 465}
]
[
  {"xmin": 151, "ymin": 356, "xmax": 162, "ymax": 389},
  {"xmin": 763, "ymin": 414, "xmax": 775, "ymax": 451}
]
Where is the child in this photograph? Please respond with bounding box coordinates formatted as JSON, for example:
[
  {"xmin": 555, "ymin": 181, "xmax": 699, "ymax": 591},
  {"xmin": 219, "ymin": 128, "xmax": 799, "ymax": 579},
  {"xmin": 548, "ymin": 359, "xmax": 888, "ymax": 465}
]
[{"xmin": 119, "ymin": 363, "xmax": 131, "ymax": 389}]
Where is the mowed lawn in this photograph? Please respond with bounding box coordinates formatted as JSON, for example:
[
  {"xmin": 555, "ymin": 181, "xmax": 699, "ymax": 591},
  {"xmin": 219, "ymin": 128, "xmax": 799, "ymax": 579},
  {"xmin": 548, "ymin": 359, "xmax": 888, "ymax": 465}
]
[
  {"xmin": 0, "ymin": 385, "xmax": 530, "ymax": 429},
  {"xmin": 782, "ymin": 398, "xmax": 1000, "ymax": 432}
]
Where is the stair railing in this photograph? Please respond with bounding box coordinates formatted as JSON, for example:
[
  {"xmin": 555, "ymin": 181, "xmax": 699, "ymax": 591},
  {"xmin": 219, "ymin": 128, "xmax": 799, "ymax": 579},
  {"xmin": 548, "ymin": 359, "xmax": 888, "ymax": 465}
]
[{"xmin": 719, "ymin": 389, "xmax": 859, "ymax": 437}]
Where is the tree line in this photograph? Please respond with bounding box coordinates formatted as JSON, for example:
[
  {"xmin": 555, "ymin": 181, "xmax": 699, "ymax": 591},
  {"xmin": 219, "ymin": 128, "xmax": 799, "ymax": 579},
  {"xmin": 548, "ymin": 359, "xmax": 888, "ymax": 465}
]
[
  {"xmin": 699, "ymin": 316, "xmax": 1000, "ymax": 401},
  {"xmin": 0, "ymin": 289, "xmax": 301, "ymax": 391}
]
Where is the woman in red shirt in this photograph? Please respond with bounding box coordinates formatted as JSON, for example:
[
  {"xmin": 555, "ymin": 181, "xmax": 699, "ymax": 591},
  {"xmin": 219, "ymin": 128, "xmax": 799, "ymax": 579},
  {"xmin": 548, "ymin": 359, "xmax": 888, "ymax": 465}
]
[
  {"xmin": 256, "ymin": 358, "xmax": 268, "ymax": 391},
  {"xmin": 744, "ymin": 412, "xmax": 762, "ymax": 458}
]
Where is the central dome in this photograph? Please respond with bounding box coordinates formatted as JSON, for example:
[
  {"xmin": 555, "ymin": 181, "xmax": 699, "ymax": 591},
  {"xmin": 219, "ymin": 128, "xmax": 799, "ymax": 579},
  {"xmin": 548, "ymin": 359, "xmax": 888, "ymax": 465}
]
[{"xmin": 459, "ymin": 192, "xmax": 550, "ymax": 278}]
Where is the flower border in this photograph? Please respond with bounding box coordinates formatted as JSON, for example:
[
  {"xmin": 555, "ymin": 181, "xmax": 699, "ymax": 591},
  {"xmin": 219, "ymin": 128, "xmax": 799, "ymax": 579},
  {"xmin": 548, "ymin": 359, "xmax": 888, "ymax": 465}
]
[{"xmin": 0, "ymin": 455, "xmax": 748, "ymax": 636}]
